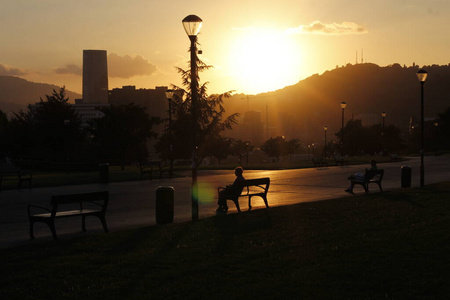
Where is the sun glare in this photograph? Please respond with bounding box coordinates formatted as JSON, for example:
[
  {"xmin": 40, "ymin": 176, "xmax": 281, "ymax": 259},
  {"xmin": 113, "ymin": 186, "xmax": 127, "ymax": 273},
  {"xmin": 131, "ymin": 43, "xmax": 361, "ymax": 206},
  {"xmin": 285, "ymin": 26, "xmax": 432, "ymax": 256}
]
[{"xmin": 228, "ymin": 29, "xmax": 303, "ymax": 94}]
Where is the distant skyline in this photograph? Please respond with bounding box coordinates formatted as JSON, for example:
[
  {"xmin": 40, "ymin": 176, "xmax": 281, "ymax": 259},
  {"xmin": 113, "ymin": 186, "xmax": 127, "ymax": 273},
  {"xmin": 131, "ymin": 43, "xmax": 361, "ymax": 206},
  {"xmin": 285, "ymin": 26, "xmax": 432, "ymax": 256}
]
[{"xmin": 1, "ymin": 0, "xmax": 449, "ymax": 96}]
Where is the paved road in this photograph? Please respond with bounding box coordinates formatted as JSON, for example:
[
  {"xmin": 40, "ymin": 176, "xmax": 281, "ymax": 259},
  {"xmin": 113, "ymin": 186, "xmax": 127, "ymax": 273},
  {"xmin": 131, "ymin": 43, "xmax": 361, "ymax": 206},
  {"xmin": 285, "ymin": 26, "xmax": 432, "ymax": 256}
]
[{"xmin": 1, "ymin": 156, "xmax": 449, "ymax": 249}]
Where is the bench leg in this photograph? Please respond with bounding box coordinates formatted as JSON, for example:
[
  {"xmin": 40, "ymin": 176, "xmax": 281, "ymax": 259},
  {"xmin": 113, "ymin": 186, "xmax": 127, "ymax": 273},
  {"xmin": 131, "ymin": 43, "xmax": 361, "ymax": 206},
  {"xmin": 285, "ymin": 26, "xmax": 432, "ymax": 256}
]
[
  {"xmin": 232, "ymin": 199, "xmax": 241, "ymax": 213},
  {"xmin": 100, "ymin": 215, "xmax": 108, "ymax": 233},
  {"xmin": 83, "ymin": 215, "xmax": 108, "ymax": 233},
  {"xmin": 49, "ymin": 222, "xmax": 58, "ymax": 240},
  {"xmin": 82, "ymin": 216, "xmax": 87, "ymax": 232},
  {"xmin": 29, "ymin": 221, "xmax": 35, "ymax": 239}
]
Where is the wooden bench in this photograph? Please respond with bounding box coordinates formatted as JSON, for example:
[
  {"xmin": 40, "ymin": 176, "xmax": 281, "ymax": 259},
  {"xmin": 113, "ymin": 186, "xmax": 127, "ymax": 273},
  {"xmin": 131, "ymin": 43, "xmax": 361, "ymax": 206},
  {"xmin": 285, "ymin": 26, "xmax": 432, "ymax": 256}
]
[
  {"xmin": 312, "ymin": 157, "xmax": 328, "ymax": 168},
  {"xmin": 139, "ymin": 161, "xmax": 170, "ymax": 179},
  {"xmin": 390, "ymin": 154, "xmax": 400, "ymax": 162},
  {"xmin": 350, "ymin": 169, "xmax": 384, "ymax": 194},
  {"xmin": 27, "ymin": 191, "xmax": 109, "ymax": 240},
  {"xmin": 218, "ymin": 177, "xmax": 270, "ymax": 212},
  {"xmin": 334, "ymin": 156, "xmax": 349, "ymax": 166},
  {"xmin": 0, "ymin": 157, "xmax": 32, "ymax": 191},
  {"xmin": 0, "ymin": 170, "xmax": 32, "ymax": 191}
]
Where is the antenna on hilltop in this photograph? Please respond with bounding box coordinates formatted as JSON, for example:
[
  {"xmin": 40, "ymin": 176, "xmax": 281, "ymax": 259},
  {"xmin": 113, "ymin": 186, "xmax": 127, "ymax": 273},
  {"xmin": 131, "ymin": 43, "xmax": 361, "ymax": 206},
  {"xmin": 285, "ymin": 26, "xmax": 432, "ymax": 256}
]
[{"xmin": 361, "ymin": 49, "xmax": 364, "ymax": 64}]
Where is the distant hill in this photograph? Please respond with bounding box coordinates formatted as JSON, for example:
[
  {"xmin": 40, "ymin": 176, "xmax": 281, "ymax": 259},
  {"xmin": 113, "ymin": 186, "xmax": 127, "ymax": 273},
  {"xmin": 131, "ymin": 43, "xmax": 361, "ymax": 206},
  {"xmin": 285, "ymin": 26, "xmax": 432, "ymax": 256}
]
[
  {"xmin": 224, "ymin": 63, "xmax": 450, "ymax": 143},
  {"xmin": 0, "ymin": 76, "xmax": 81, "ymax": 117}
]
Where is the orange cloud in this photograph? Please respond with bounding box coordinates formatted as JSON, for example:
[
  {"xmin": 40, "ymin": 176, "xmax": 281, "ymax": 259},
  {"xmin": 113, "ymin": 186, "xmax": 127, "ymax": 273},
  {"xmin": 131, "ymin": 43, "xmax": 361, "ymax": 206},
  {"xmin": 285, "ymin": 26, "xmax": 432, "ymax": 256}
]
[
  {"xmin": 108, "ymin": 53, "xmax": 158, "ymax": 78},
  {"xmin": 287, "ymin": 21, "xmax": 368, "ymax": 35},
  {"xmin": 54, "ymin": 64, "xmax": 82, "ymax": 75},
  {"xmin": 0, "ymin": 64, "xmax": 26, "ymax": 76}
]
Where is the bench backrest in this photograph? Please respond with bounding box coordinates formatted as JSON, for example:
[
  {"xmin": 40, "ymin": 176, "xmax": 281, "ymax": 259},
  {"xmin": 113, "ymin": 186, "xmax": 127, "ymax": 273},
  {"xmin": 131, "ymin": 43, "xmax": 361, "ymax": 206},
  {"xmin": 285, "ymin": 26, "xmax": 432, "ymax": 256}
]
[
  {"xmin": 51, "ymin": 191, "xmax": 109, "ymax": 212},
  {"xmin": 237, "ymin": 178, "xmax": 270, "ymax": 194},
  {"xmin": 365, "ymin": 169, "xmax": 384, "ymax": 181}
]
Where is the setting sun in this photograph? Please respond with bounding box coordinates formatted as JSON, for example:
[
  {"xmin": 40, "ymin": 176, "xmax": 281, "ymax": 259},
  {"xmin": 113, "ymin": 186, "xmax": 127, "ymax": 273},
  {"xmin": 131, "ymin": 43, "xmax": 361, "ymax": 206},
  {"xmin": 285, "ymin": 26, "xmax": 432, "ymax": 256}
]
[{"xmin": 228, "ymin": 29, "xmax": 304, "ymax": 94}]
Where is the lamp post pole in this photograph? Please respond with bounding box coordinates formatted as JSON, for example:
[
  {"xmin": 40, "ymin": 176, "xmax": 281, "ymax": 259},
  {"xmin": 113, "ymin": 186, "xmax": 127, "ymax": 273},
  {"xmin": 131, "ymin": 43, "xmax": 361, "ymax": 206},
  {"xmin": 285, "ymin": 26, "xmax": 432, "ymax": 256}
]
[
  {"xmin": 183, "ymin": 15, "xmax": 202, "ymax": 221},
  {"xmin": 416, "ymin": 69, "xmax": 428, "ymax": 187},
  {"xmin": 340, "ymin": 102, "xmax": 347, "ymax": 155},
  {"xmin": 165, "ymin": 89, "xmax": 175, "ymax": 178},
  {"xmin": 323, "ymin": 126, "xmax": 328, "ymax": 157}
]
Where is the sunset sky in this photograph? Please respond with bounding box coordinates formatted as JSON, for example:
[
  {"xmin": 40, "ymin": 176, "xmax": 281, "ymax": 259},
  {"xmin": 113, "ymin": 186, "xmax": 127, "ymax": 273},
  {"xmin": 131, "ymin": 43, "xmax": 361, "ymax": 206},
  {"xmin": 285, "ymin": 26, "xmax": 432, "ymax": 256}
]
[{"xmin": 1, "ymin": 0, "xmax": 449, "ymax": 97}]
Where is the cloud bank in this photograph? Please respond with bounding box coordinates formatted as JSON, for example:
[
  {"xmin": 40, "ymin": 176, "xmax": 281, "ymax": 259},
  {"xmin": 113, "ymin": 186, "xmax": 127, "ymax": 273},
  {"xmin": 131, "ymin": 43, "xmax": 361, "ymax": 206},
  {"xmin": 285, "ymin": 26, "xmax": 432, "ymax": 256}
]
[
  {"xmin": 54, "ymin": 64, "xmax": 82, "ymax": 75},
  {"xmin": 287, "ymin": 21, "xmax": 368, "ymax": 35},
  {"xmin": 0, "ymin": 64, "xmax": 27, "ymax": 76},
  {"xmin": 108, "ymin": 53, "xmax": 157, "ymax": 78}
]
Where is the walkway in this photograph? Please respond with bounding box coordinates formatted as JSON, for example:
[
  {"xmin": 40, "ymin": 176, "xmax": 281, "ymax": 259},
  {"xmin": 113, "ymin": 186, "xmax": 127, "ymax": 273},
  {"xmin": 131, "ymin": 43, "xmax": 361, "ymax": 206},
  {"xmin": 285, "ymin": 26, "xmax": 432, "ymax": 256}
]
[{"xmin": 1, "ymin": 156, "xmax": 449, "ymax": 249}]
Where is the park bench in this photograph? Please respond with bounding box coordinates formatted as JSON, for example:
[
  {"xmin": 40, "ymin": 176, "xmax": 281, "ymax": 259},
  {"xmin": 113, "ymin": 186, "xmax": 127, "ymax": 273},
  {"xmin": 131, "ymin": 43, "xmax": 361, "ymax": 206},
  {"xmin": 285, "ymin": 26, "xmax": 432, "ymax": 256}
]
[
  {"xmin": 217, "ymin": 177, "xmax": 270, "ymax": 212},
  {"xmin": 390, "ymin": 154, "xmax": 400, "ymax": 162},
  {"xmin": 334, "ymin": 156, "xmax": 349, "ymax": 166},
  {"xmin": 139, "ymin": 161, "xmax": 171, "ymax": 179},
  {"xmin": 27, "ymin": 191, "xmax": 109, "ymax": 240},
  {"xmin": 0, "ymin": 157, "xmax": 32, "ymax": 191},
  {"xmin": 350, "ymin": 169, "xmax": 384, "ymax": 194},
  {"xmin": 312, "ymin": 157, "xmax": 328, "ymax": 168}
]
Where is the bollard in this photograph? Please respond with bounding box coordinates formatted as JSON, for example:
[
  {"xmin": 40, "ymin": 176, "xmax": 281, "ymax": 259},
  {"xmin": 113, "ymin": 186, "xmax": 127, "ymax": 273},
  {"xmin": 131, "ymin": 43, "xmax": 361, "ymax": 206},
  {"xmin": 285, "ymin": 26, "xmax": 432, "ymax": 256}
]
[
  {"xmin": 155, "ymin": 186, "xmax": 174, "ymax": 224},
  {"xmin": 99, "ymin": 163, "xmax": 109, "ymax": 184},
  {"xmin": 401, "ymin": 166, "xmax": 411, "ymax": 188}
]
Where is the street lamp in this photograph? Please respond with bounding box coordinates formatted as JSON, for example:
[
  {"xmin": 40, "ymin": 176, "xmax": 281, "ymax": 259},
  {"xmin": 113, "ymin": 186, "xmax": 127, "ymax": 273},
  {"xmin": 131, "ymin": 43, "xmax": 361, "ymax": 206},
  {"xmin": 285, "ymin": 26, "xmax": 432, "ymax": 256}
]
[
  {"xmin": 246, "ymin": 142, "xmax": 250, "ymax": 164},
  {"xmin": 416, "ymin": 69, "xmax": 428, "ymax": 187},
  {"xmin": 340, "ymin": 102, "xmax": 347, "ymax": 155},
  {"xmin": 381, "ymin": 112, "xmax": 387, "ymax": 128},
  {"xmin": 182, "ymin": 14, "xmax": 202, "ymax": 221},
  {"xmin": 165, "ymin": 89, "xmax": 175, "ymax": 178},
  {"xmin": 434, "ymin": 122, "xmax": 439, "ymax": 154},
  {"xmin": 323, "ymin": 126, "xmax": 328, "ymax": 157}
]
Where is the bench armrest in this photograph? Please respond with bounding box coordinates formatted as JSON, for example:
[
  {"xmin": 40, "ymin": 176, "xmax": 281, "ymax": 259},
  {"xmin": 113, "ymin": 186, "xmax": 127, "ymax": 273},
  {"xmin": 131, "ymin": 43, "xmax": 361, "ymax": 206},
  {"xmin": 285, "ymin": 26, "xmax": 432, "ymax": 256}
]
[
  {"xmin": 217, "ymin": 186, "xmax": 227, "ymax": 192},
  {"xmin": 27, "ymin": 204, "xmax": 51, "ymax": 217},
  {"xmin": 254, "ymin": 185, "xmax": 268, "ymax": 191},
  {"xmin": 87, "ymin": 200, "xmax": 106, "ymax": 208}
]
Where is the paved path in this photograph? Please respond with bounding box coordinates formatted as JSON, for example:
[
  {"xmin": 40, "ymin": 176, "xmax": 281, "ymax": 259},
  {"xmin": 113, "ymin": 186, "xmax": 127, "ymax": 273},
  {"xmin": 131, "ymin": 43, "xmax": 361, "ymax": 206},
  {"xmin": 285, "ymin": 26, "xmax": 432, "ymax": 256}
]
[{"xmin": 1, "ymin": 156, "xmax": 449, "ymax": 249}]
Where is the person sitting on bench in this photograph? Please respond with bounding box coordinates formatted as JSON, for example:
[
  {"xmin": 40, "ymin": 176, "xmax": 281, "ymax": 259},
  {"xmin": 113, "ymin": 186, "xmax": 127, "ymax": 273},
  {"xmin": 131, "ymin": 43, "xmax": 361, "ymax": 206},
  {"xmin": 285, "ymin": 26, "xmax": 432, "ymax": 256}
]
[
  {"xmin": 345, "ymin": 160, "xmax": 378, "ymax": 194},
  {"xmin": 217, "ymin": 166, "xmax": 245, "ymax": 214}
]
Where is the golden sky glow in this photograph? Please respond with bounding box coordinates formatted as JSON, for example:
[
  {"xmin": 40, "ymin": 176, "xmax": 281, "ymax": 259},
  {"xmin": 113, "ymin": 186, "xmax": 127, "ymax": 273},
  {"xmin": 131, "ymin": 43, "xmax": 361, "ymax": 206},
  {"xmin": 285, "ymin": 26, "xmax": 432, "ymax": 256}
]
[{"xmin": 1, "ymin": 0, "xmax": 449, "ymax": 96}]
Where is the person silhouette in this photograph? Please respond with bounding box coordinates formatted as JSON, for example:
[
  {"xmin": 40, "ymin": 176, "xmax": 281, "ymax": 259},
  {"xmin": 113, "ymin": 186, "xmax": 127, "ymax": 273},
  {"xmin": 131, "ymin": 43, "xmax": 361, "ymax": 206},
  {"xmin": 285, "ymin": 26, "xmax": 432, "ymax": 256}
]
[{"xmin": 216, "ymin": 166, "xmax": 245, "ymax": 213}]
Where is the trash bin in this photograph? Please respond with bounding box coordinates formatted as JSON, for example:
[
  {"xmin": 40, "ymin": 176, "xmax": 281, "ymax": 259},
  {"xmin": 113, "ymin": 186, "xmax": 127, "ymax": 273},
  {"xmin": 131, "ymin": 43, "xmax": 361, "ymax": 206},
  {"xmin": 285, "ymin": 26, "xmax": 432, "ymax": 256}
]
[
  {"xmin": 401, "ymin": 166, "xmax": 411, "ymax": 188},
  {"xmin": 99, "ymin": 163, "xmax": 109, "ymax": 184},
  {"xmin": 155, "ymin": 186, "xmax": 174, "ymax": 224}
]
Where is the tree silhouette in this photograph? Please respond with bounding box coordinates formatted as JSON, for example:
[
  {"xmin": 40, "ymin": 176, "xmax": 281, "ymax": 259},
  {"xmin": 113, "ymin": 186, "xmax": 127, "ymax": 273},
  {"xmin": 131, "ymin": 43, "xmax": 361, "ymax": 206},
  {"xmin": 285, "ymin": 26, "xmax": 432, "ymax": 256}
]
[
  {"xmin": 9, "ymin": 87, "xmax": 82, "ymax": 161},
  {"xmin": 155, "ymin": 41, "xmax": 239, "ymax": 163},
  {"xmin": 89, "ymin": 103, "xmax": 159, "ymax": 167}
]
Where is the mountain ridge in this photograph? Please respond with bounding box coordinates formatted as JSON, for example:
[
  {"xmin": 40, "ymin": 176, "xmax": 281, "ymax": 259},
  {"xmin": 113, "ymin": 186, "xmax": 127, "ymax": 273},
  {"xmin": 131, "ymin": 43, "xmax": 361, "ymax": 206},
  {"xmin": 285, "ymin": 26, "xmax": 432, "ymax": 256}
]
[{"xmin": 0, "ymin": 76, "xmax": 81, "ymax": 116}]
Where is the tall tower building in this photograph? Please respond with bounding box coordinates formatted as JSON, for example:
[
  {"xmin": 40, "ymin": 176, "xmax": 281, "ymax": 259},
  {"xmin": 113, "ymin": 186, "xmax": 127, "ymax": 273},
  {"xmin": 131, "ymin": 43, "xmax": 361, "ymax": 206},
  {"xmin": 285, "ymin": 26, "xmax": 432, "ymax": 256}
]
[{"xmin": 82, "ymin": 50, "xmax": 108, "ymax": 104}]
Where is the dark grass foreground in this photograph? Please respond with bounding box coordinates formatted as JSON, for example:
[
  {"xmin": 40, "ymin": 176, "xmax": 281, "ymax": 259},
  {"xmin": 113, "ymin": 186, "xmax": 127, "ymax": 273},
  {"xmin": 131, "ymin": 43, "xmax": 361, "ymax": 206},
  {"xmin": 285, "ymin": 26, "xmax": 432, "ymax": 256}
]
[{"xmin": 2, "ymin": 183, "xmax": 450, "ymax": 299}]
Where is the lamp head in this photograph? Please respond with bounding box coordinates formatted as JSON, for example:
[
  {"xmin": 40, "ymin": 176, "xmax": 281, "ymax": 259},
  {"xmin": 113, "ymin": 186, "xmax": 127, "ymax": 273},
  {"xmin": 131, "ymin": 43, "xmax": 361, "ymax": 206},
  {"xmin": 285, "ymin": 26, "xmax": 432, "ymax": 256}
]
[
  {"xmin": 416, "ymin": 69, "xmax": 428, "ymax": 83},
  {"xmin": 182, "ymin": 15, "xmax": 203, "ymax": 37},
  {"xmin": 165, "ymin": 89, "xmax": 175, "ymax": 99},
  {"xmin": 340, "ymin": 102, "xmax": 347, "ymax": 109}
]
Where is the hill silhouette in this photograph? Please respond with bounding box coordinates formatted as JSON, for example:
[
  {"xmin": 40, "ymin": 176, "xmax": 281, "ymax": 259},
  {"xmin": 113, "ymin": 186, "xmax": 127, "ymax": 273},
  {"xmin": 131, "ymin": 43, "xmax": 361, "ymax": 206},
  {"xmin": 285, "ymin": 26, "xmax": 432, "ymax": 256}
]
[
  {"xmin": 224, "ymin": 63, "xmax": 450, "ymax": 144},
  {"xmin": 0, "ymin": 76, "xmax": 81, "ymax": 117}
]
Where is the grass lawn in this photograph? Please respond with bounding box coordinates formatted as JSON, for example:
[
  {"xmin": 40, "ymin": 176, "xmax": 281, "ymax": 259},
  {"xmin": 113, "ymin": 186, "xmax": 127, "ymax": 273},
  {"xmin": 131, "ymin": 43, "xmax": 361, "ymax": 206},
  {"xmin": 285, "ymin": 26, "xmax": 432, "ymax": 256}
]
[{"xmin": 2, "ymin": 182, "xmax": 450, "ymax": 299}]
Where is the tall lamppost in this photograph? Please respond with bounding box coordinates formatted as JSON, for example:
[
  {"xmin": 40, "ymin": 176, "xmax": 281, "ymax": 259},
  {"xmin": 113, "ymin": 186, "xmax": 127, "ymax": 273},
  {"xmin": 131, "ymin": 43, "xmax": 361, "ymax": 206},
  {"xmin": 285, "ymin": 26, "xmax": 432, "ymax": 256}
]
[
  {"xmin": 182, "ymin": 14, "xmax": 202, "ymax": 221},
  {"xmin": 165, "ymin": 89, "xmax": 175, "ymax": 178},
  {"xmin": 381, "ymin": 112, "xmax": 386, "ymax": 129},
  {"xmin": 434, "ymin": 122, "xmax": 439, "ymax": 154},
  {"xmin": 323, "ymin": 126, "xmax": 328, "ymax": 157},
  {"xmin": 416, "ymin": 69, "xmax": 428, "ymax": 187},
  {"xmin": 340, "ymin": 102, "xmax": 347, "ymax": 154}
]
